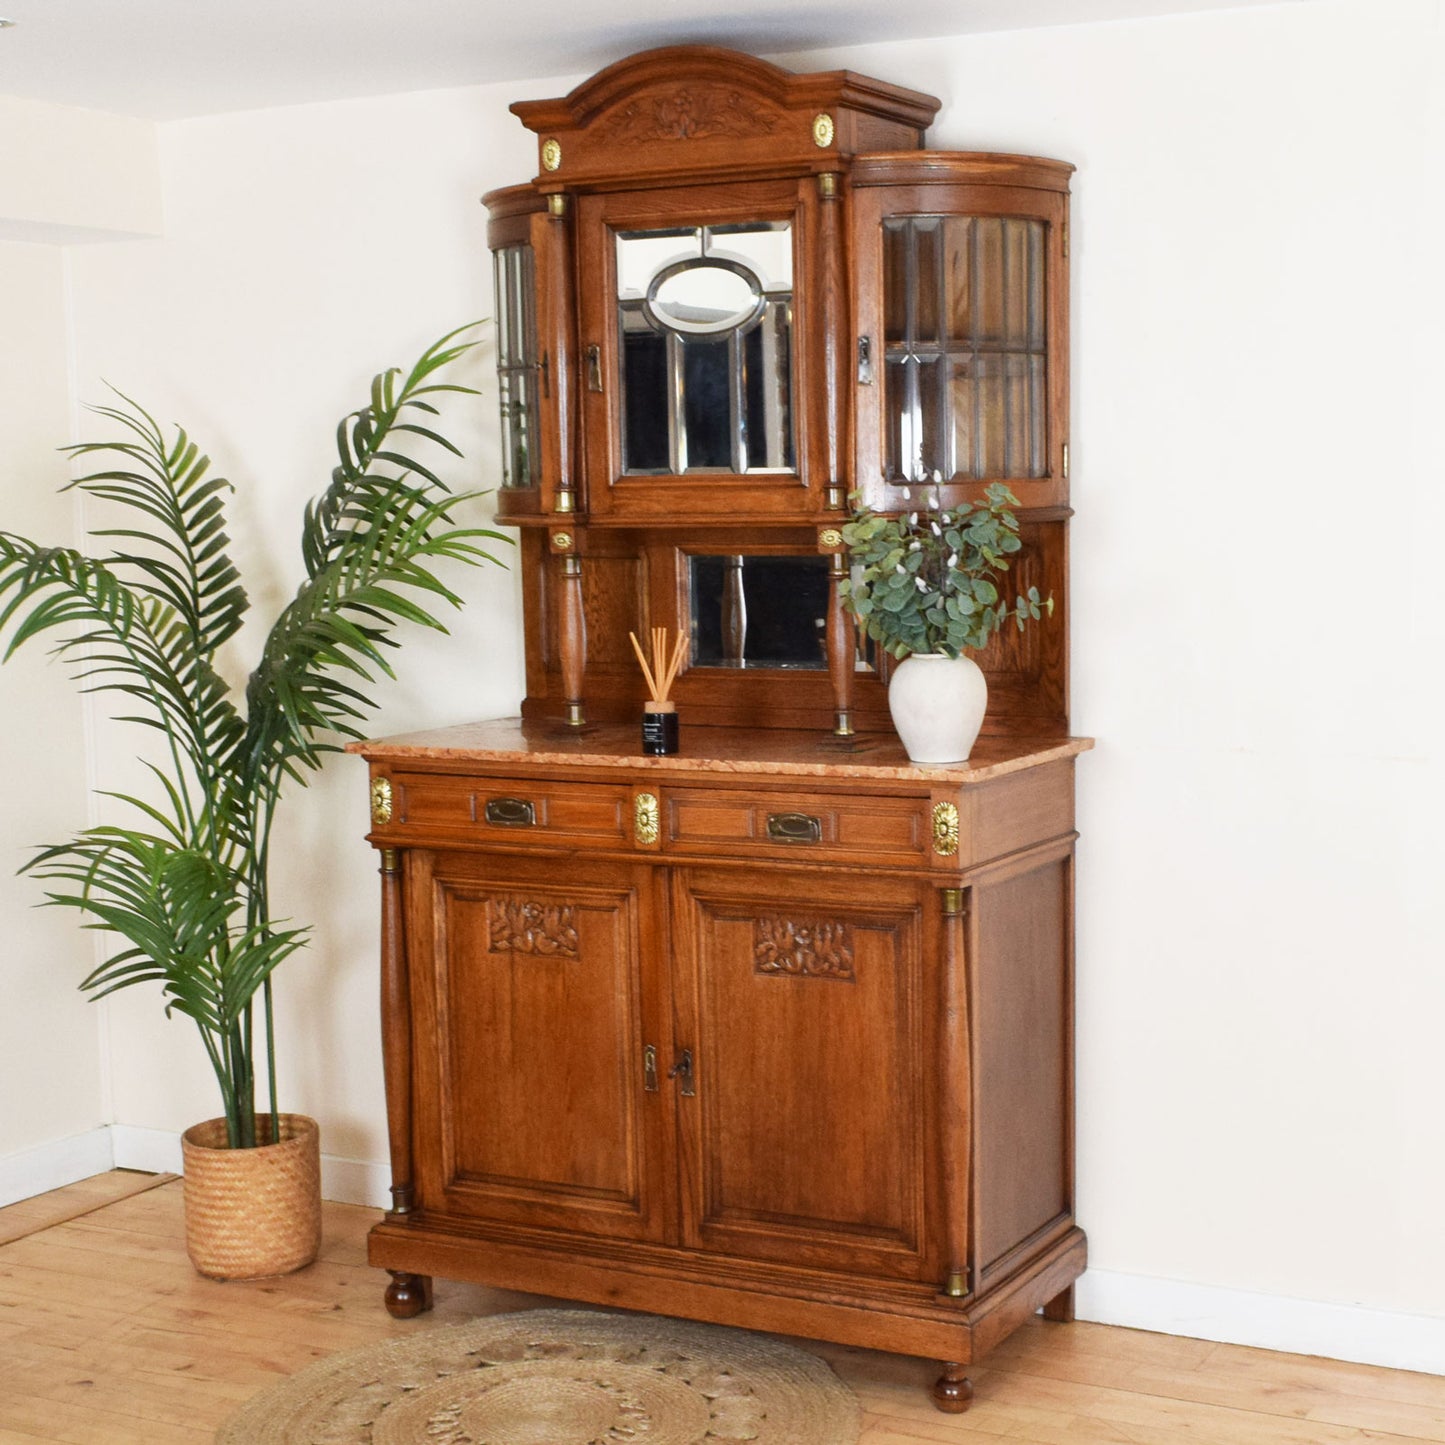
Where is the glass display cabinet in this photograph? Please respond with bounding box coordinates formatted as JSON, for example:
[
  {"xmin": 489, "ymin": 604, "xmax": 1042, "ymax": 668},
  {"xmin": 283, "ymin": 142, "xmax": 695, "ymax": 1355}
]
[{"xmin": 354, "ymin": 45, "xmax": 1089, "ymax": 1414}]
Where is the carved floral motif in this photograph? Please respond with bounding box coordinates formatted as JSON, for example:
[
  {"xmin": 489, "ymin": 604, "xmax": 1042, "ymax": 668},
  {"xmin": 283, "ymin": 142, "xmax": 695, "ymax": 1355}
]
[
  {"xmin": 489, "ymin": 899, "xmax": 579, "ymax": 958},
  {"xmin": 754, "ymin": 917, "xmax": 855, "ymax": 981},
  {"xmin": 600, "ymin": 88, "xmax": 780, "ymax": 143}
]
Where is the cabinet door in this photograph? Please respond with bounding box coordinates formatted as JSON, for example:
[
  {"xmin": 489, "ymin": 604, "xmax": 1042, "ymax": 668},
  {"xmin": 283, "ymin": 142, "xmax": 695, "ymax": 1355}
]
[
  {"xmin": 671, "ymin": 865, "xmax": 938, "ymax": 1281},
  {"xmin": 408, "ymin": 850, "xmax": 673, "ymax": 1243},
  {"xmin": 574, "ymin": 179, "xmax": 822, "ymax": 521},
  {"xmin": 851, "ymin": 155, "xmax": 1072, "ymax": 514}
]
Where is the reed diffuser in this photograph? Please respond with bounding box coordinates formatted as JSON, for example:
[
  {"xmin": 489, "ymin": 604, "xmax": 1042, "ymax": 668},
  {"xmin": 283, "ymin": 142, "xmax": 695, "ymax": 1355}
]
[{"xmin": 629, "ymin": 627, "xmax": 687, "ymax": 754}]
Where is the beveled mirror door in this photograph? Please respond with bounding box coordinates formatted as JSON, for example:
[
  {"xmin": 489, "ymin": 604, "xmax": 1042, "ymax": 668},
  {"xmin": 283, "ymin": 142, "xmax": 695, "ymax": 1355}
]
[{"xmin": 616, "ymin": 222, "xmax": 796, "ymax": 477}]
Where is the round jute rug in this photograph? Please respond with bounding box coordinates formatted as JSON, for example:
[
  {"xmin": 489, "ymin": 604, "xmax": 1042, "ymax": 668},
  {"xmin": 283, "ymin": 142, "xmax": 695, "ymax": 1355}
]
[{"xmin": 217, "ymin": 1307, "xmax": 861, "ymax": 1444}]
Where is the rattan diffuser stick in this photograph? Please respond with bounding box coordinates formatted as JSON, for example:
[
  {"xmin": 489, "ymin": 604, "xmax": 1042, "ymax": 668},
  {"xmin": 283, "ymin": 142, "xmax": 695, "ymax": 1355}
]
[{"xmin": 629, "ymin": 627, "xmax": 687, "ymax": 707}]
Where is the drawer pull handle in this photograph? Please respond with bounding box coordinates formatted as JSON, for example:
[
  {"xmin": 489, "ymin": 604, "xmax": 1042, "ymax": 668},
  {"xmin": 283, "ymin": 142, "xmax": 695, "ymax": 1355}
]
[
  {"xmin": 767, "ymin": 812, "xmax": 822, "ymax": 844},
  {"xmin": 484, "ymin": 797, "xmax": 536, "ymax": 827}
]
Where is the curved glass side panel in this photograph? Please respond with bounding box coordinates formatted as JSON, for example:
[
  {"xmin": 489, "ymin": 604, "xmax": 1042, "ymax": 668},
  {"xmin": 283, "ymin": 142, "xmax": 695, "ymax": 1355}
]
[
  {"xmin": 493, "ymin": 243, "xmax": 540, "ymax": 489},
  {"xmin": 616, "ymin": 223, "xmax": 795, "ymax": 476},
  {"xmin": 883, "ymin": 216, "xmax": 1046, "ymax": 483}
]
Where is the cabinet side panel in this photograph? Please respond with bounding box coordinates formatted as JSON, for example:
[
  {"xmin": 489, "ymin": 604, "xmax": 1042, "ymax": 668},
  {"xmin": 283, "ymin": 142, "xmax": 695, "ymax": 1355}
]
[{"xmin": 972, "ymin": 855, "xmax": 1070, "ymax": 1278}]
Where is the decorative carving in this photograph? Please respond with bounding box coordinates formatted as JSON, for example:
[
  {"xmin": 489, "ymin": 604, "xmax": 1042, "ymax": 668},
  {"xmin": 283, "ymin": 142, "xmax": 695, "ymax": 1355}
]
[
  {"xmin": 754, "ymin": 918, "xmax": 855, "ymax": 981},
  {"xmin": 932, "ymin": 802, "xmax": 960, "ymax": 857},
  {"xmin": 634, "ymin": 792, "xmax": 660, "ymax": 846},
  {"xmin": 540, "ymin": 137, "xmax": 562, "ymax": 171},
  {"xmin": 371, "ymin": 777, "xmax": 393, "ymax": 825},
  {"xmin": 489, "ymin": 899, "xmax": 579, "ymax": 958},
  {"xmin": 600, "ymin": 88, "xmax": 780, "ymax": 143},
  {"xmin": 551, "ymin": 531, "xmax": 574, "ymax": 551},
  {"xmin": 812, "ymin": 111, "xmax": 835, "ymax": 147},
  {"xmin": 819, "ymin": 527, "xmax": 843, "ymax": 549}
]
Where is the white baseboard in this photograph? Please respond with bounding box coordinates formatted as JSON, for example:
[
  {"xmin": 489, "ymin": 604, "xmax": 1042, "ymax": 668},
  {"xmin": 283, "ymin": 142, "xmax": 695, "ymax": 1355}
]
[
  {"xmin": 110, "ymin": 1124, "xmax": 391, "ymax": 1209},
  {"xmin": 0, "ymin": 1127, "xmax": 115, "ymax": 1208},
  {"xmin": 1078, "ymin": 1268, "xmax": 1445, "ymax": 1376},
  {"xmin": 7, "ymin": 1132, "xmax": 1441, "ymax": 1376}
]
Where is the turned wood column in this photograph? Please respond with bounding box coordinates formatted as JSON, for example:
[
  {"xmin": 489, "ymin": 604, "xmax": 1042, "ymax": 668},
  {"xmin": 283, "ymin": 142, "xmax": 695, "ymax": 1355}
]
[
  {"xmin": 825, "ymin": 545, "xmax": 855, "ymax": 736},
  {"xmin": 554, "ymin": 530, "xmax": 587, "ymax": 727},
  {"xmin": 378, "ymin": 846, "xmax": 414, "ymax": 1217}
]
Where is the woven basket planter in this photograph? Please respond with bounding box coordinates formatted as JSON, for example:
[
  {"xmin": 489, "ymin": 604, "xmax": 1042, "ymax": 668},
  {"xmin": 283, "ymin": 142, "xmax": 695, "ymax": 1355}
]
[{"xmin": 181, "ymin": 1113, "xmax": 321, "ymax": 1280}]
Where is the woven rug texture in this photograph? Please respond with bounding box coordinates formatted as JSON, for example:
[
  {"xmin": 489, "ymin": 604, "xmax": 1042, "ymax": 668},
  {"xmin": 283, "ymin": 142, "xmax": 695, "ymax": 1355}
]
[{"xmin": 217, "ymin": 1306, "xmax": 862, "ymax": 1444}]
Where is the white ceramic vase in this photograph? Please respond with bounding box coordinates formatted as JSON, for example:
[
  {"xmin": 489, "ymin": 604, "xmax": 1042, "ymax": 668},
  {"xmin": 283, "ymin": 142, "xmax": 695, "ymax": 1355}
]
[{"xmin": 887, "ymin": 652, "xmax": 988, "ymax": 764}]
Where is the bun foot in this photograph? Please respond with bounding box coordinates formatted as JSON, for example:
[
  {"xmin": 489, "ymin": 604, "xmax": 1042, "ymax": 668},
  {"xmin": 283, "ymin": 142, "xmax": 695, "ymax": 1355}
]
[
  {"xmin": 384, "ymin": 1271, "xmax": 434, "ymax": 1318},
  {"xmin": 932, "ymin": 1361, "xmax": 974, "ymax": 1413}
]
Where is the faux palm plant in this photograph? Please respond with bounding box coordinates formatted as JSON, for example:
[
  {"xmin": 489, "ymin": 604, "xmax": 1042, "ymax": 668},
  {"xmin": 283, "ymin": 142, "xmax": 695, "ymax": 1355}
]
[{"xmin": 0, "ymin": 327, "xmax": 505, "ymax": 1149}]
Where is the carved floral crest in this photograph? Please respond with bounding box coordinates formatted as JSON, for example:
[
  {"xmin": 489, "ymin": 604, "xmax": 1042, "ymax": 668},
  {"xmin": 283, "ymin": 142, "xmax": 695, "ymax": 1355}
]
[{"xmin": 600, "ymin": 88, "xmax": 780, "ymax": 143}]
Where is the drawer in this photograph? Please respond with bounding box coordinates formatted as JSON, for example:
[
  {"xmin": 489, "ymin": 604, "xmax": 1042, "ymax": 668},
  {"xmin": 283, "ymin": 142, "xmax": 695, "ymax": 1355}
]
[
  {"xmin": 384, "ymin": 772, "xmax": 632, "ymax": 848},
  {"xmin": 663, "ymin": 787, "xmax": 928, "ymax": 865}
]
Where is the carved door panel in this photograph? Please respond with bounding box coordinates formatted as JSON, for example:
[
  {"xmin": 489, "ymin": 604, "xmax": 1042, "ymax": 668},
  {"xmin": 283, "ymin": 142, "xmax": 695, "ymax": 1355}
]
[
  {"xmin": 408, "ymin": 850, "xmax": 673, "ymax": 1243},
  {"xmin": 670, "ymin": 865, "xmax": 938, "ymax": 1280}
]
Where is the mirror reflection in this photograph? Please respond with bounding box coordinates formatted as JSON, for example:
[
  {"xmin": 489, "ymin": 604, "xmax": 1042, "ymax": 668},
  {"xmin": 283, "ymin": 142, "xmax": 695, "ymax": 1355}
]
[
  {"xmin": 690, "ymin": 555, "xmax": 828, "ymax": 669},
  {"xmin": 617, "ymin": 224, "xmax": 795, "ymax": 475}
]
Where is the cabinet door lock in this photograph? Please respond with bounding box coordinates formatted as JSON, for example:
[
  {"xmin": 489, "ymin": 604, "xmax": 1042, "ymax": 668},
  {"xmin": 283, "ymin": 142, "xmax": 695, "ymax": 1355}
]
[
  {"xmin": 857, "ymin": 336, "xmax": 874, "ymax": 385},
  {"xmin": 585, "ymin": 344, "xmax": 603, "ymax": 393},
  {"xmin": 667, "ymin": 1048, "xmax": 696, "ymax": 1097},
  {"xmin": 643, "ymin": 1044, "xmax": 659, "ymax": 1093}
]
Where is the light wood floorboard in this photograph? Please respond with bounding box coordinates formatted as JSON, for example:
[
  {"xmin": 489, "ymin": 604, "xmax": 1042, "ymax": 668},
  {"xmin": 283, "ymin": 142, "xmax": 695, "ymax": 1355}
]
[{"xmin": 0, "ymin": 1173, "xmax": 1441, "ymax": 1443}]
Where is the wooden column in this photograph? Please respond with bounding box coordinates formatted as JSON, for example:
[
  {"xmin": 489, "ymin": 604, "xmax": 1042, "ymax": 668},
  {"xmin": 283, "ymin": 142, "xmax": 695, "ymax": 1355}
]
[
  {"xmin": 557, "ymin": 538, "xmax": 587, "ymax": 727},
  {"xmin": 543, "ymin": 191, "xmax": 578, "ymax": 515},
  {"xmin": 816, "ymin": 171, "xmax": 848, "ymax": 512},
  {"xmin": 939, "ymin": 884, "xmax": 972, "ymax": 1299},
  {"xmin": 825, "ymin": 546, "xmax": 855, "ymax": 736},
  {"xmin": 378, "ymin": 846, "xmax": 413, "ymax": 1216}
]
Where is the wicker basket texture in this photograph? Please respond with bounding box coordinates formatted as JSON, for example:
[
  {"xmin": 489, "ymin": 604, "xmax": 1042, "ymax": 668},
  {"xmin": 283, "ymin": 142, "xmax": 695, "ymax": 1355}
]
[{"xmin": 181, "ymin": 1113, "xmax": 321, "ymax": 1280}]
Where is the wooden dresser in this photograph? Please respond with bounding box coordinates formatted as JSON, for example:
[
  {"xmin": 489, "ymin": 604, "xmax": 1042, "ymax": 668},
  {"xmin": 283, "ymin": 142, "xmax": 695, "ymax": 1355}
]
[{"xmin": 352, "ymin": 46, "xmax": 1087, "ymax": 1412}]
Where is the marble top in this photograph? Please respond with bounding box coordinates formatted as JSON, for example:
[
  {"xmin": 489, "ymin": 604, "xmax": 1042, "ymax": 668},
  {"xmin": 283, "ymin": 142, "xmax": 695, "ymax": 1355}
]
[{"xmin": 348, "ymin": 717, "xmax": 1093, "ymax": 785}]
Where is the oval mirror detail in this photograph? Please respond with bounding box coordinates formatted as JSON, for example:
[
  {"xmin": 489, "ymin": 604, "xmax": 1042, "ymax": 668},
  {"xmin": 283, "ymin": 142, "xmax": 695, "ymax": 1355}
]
[{"xmin": 649, "ymin": 260, "xmax": 763, "ymax": 335}]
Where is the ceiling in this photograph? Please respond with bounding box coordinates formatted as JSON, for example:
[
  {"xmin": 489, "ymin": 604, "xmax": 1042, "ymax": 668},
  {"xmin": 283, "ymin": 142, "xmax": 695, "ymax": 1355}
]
[{"xmin": 0, "ymin": 0, "xmax": 1300, "ymax": 121}]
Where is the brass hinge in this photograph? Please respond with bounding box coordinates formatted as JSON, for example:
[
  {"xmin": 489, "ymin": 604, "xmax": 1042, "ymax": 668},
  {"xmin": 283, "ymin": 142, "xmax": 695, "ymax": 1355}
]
[
  {"xmin": 1062, "ymin": 442, "xmax": 1070, "ymax": 480},
  {"xmin": 1062, "ymin": 218, "xmax": 1069, "ymax": 259}
]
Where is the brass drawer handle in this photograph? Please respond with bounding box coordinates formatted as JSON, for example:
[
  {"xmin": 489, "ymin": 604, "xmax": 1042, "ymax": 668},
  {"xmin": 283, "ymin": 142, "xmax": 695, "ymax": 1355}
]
[
  {"xmin": 767, "ymin": 812, "xmax": 822, "ymax": 844},
  {"xmin": 484, "ymin": 797, "xmax": 536, "ymax": 827}
]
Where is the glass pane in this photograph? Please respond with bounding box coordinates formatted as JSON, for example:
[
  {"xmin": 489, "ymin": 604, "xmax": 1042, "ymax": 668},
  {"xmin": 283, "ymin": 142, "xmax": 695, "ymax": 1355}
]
[
  {"xmin": 741, "ymin": 301, "xmax": 793, "ymax": 471},
  {"xmin": 681, "ymin": 337, "xmax": 732, "ymax": 469},
  {"xmin": 653, "ymin": 263, "xmax": 760, "ymax": 334},
  {"xmin": 616, "ymin": 222, "xmax": 794, "ymax": 476},
  {"xmin": 914, "ymin": 218, "xmax": 941, "ymax": 345},
  {"xmin": 492, "ymin": 243, "xmax": 539, "ymax": 489},
  {"xmin": 690, "ymin": 555, "xmax": 829, "ymax": 669},
  {"xmin": 622, "ymin": 327, "xmax": 669, "ymax": 473},
  {"xmin": 883, "ymin": 221, "xmax": 909, "ymax": 345},
  {"xmin": 944, "ymin": 217, "xmax": 972, "ymax": 344},
  {"xmin": 879, "ymin": 214, "xmax": 1048, "ymax": 482}
]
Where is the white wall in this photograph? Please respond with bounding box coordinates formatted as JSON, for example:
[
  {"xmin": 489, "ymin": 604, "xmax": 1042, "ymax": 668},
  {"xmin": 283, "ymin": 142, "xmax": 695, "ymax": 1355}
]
[
  {"xmin": 0, "ymin": 100, "xmax": 162, "ymax": 1187},
  {"xmin": 64, "ymin": 82, "xmax": 536, "ymax": 1169},
  {"xmin": 781, "ymin": 0, "xmax": 1445, "ymax": 1347},
  {"xmin": 0, "ymin": 243, "xmax": 104, "ymax": 1167},
  {"xmin": 10, "ymin": 0, "xmax": 1443, "ymax": 1370}
]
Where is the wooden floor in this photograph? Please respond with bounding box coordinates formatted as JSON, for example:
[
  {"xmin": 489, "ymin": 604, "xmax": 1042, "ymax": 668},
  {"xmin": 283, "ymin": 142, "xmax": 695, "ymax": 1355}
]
[{"xmin": 1, "ymin": 1173, "xmax": 1442, "ymax": 1443}]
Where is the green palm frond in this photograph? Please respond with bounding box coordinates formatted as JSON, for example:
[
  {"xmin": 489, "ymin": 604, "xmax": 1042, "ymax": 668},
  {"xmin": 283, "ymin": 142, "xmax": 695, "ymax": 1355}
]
[{"xmin": 0, "ymin": 326, "xmax": 503, "ymax": 1147}]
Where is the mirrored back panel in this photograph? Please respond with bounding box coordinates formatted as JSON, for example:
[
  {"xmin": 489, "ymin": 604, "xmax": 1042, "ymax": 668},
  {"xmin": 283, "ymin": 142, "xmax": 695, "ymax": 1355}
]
[{"xmin": 690, "ymin": 555, "xmax": 828, "ymax": 670}]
